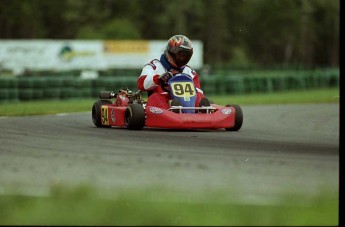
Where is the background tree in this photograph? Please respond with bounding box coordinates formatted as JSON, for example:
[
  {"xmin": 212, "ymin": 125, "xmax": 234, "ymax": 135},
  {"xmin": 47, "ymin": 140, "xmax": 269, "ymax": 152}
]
[{"xmin": 0, "ymin": 0, "xmax": 339, "ymax": 68}]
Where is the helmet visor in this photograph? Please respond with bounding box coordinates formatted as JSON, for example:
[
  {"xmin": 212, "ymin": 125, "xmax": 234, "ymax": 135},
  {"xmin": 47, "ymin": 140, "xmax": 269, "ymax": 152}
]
[{"xmin": 170, "ymin": 47, "xmax": 193, "ymax": 67}]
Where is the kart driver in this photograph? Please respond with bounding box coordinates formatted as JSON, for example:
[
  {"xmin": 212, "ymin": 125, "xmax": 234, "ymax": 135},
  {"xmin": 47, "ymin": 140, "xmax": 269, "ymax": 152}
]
[{"xmin": 137, "ymin": 34, "xmax": 210, "ymax": 109}]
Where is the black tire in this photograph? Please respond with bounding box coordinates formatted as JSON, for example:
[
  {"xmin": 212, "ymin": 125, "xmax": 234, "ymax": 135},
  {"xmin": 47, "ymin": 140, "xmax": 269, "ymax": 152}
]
[
  {"xmin": 225, "ymin": 104, "xmax": 243, "ymax": 131},
  {"xmin": 92, "ymin": 100, "xmax": 112, "ymax": 128},
  {"xmin": 125, "ymin": 104, "xmax": 145, "ymax": 130}
]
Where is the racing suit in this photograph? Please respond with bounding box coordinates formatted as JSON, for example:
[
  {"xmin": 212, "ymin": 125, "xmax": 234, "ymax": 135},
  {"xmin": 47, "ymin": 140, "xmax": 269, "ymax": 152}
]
[{"xmin": 137, "ymin": 54, "xmax": 205, "ymax": 109}]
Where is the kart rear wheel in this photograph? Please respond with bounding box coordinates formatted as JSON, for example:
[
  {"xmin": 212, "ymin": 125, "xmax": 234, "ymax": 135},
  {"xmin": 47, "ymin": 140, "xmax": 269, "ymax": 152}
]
[
  {"xmin": 125, "ymin": 104, "xmax": 145, "ymax": 130},
  {"xmin": 92, "ymin": 100, "xmax": 112, "ymax": 128},
  {"xmin": 225, "ymin": 104, "xmax": 243, "ymax": 131}
]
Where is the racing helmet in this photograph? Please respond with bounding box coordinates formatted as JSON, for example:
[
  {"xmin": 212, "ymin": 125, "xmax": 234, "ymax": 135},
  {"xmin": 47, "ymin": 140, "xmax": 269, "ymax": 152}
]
[{"xmin": 164, "ymin": 35, "xmax": 193, "ymax": 68}]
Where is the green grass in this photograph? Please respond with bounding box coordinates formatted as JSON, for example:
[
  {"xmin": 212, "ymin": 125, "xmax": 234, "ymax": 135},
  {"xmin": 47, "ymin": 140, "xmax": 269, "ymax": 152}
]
[
  {"xmin": 0, "ymin": 98, "xmax": 95, "ymax": 116},
  {"xmin": 0, "ymin": 185, "xmax": 338, "ymax": 226},
  {"xmin": 0, "ymin": 88, "xmax": 339, "ymax": 116},
  {"xmin": 209, "ymin": 87, "xmax": 340, "ymax": 105}
]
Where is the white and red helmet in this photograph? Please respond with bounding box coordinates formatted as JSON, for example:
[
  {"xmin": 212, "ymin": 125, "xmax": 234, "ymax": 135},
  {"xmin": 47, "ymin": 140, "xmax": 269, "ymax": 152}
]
[{"xmin": 164, "ymin": 35, "xmax": 193, "ymax": 68}]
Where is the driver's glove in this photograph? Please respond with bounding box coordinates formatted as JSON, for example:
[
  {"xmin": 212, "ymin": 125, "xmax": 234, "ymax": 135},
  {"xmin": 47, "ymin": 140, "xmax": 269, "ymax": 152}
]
[{"xmin": 158, "ymin": 72, "xmax": 173, "ymax": 84}]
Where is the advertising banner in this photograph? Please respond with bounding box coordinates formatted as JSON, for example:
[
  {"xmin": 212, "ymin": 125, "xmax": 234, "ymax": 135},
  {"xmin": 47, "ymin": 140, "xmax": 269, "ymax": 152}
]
[{"xmin": 0, "ymin": 40, "xmax": 203, "ymax": 72}]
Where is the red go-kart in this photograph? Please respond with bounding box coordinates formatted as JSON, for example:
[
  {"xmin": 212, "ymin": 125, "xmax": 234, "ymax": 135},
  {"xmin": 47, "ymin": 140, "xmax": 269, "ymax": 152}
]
[{"xmin": 92, "ymin": 73, "xmax": 243, "ymax": 131}]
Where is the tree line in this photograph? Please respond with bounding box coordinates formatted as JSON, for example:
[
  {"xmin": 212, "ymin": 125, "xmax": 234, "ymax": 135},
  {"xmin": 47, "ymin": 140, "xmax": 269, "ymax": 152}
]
[{"xmin": 0, "ymin": 0, "xmax": 339, "ymax": 68}]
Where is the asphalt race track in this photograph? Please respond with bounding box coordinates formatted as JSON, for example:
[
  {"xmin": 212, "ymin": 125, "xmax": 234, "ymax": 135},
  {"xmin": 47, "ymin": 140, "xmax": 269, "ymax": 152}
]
[{"xmin": 0, "ymin": 103, "xmax": 339, "ymax": 204}]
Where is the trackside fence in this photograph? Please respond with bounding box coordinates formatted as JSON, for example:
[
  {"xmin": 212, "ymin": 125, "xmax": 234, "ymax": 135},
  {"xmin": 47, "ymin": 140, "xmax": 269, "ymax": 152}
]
[{"xmin": 0, "ymin": 69, "xmax": 339, "ymax": 102}]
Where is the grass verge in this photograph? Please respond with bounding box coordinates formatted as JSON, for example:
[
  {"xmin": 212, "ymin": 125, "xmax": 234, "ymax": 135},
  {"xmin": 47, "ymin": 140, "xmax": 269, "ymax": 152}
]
[
  {"xmin": 209, "ymin": 87, "xmax": 339, "ymax": 105},
  {"xmin": 0, "ymin": 88, "xmax": 339, "ymax": 116},
  {"xmin": 0, "ymin": 185, "xmax": 338, "ymax": 226}
]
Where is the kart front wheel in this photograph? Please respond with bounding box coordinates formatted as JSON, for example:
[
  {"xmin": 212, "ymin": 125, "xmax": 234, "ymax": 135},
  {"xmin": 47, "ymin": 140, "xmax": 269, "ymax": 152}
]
[
  {"xmin": 92, "ymin": 100, "xmax": 112, "ymax": 128},
  {"xmin": 125, "ymin": 104, "xmax": 145, "ymax": 130},
  {"xmin": 225, "ymin": 104, "xmax": 243, "ymax": 131}
]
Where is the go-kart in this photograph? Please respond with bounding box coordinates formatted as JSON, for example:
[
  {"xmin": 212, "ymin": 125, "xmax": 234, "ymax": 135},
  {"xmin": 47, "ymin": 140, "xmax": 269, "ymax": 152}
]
[{"xmin": 92, "ymin": 73, "xmax": 243, "ymax": 131}]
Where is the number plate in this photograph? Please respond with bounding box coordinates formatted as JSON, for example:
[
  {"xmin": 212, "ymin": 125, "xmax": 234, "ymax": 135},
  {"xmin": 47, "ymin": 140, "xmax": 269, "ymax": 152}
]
[
  {"xmin": 101, "ymin": 106, "xmax": 109, "ymax": 125},
  {"xmin": 171, "ymin": 81, "xmax": 196, "ymax": 98}
]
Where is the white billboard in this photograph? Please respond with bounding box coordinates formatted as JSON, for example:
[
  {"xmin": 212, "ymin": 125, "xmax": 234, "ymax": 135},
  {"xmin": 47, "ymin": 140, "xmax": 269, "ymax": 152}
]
[{"xmin": 0, "ymin": 40, "xmax": 203, "ymax": 72}]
